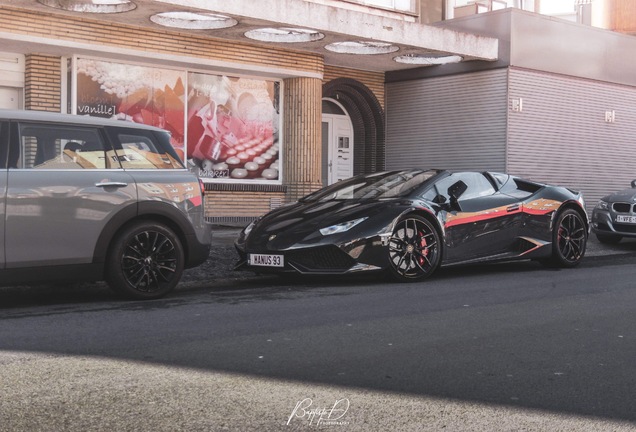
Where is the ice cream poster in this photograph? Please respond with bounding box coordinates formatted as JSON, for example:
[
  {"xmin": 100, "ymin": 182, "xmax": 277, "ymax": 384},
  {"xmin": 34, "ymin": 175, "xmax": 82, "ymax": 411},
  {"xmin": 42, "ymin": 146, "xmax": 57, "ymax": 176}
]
[
  {"xmin": 186, "ymin": 72, "xmax": 280, "ymax": 181},
  {"xmin": 76, "ymin": 59, "xmax": 186, "ymax": 161}
]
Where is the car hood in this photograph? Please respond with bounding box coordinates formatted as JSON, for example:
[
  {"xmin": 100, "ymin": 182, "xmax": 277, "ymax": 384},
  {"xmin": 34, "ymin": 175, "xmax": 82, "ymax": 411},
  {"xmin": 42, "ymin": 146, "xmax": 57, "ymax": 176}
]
[
  {"xmin": 602, "ymin": 188, "xmax": 636, "ymax": 202},
  {"xmin": 245, "ymin": 199, "xmax": 406, "ymax": 250}
]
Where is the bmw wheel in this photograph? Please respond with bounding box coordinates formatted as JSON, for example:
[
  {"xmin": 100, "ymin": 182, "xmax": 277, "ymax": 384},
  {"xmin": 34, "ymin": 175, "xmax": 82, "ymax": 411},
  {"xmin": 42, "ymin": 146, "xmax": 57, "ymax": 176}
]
[
  {"xmin": 549, "ymin": 209, "xmax": 587, "ymax": 267},
  {"xmin": 106, "ymin": 221, "xmax": 184, "ymax": 300},
  {"xmin": 388, "ymin": 215, "xmax": 441, "ymax": 282}
]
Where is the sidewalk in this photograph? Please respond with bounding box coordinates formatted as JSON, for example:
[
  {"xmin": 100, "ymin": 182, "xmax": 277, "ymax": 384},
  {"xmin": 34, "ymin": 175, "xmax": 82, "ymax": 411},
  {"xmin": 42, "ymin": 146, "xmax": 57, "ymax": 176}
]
[{"xmin": 209, "ymin": 225, "xmax": 636, "ymax": 258}]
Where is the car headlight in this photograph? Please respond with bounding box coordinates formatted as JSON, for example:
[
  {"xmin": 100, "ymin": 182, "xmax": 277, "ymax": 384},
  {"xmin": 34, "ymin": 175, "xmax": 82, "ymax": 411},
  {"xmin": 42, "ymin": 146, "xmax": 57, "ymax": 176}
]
[
  {"xmin": 596, "ymin": 200, "xmax": 610, "ymax": 211},
  {"xmin": 319, "ymin": 217, "xmax": 368, "ymax": 236},
  {"xmin": 243, "ymin": 218, "xmax": 259, "ymax": 237}
]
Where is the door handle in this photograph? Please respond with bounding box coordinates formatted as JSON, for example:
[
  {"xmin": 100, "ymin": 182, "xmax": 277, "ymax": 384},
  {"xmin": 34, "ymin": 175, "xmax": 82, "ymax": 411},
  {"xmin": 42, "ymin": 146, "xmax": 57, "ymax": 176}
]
[
  {"xmin": 95, "ymin": 181, "xmax": 128, "ymax": 188},
  {"xmin": 506, "ymin": 204, "xmax": 520, "ymax": 213}
]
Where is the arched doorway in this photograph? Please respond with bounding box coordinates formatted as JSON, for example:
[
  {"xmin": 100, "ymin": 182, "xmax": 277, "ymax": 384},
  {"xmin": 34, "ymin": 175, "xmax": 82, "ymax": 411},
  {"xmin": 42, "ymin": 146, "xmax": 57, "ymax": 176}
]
[
  {"xmin": 322, "ymin": 78, "xmax": 385, "ymax": 182},
  {"xmin": 322, "ymin": 98, "xmax": 354, "ymax": 186}
]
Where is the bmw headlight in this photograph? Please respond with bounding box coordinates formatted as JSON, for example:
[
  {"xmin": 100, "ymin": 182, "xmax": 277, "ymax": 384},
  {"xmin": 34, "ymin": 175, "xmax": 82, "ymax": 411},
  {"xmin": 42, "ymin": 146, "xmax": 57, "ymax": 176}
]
[
  {"xmin": 596, "ymin": 200, "xmax": 610, "ymax": 211},
  {"xmin": 319, "ymin": 217, "xmax": 368, "ymax": 236}
]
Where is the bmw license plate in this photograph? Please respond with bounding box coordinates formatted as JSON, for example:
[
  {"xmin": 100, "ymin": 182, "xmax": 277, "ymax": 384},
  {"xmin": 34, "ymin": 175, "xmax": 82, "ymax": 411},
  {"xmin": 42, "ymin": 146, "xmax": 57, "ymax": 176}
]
[
  {"xmin": 616, "ymin": 215, "xmax": 636, "ymax": 224},
  {"xmin": 249, "ymin": 254, "xmax": 284, "ymax": 267}
]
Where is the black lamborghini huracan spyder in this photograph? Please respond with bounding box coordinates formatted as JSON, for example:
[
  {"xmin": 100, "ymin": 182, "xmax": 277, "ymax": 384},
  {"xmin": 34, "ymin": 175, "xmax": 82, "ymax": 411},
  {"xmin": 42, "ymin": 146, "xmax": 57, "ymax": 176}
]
[{"xmin": 235, "ymin": 169, "xmax": 589, "ymax": 282}]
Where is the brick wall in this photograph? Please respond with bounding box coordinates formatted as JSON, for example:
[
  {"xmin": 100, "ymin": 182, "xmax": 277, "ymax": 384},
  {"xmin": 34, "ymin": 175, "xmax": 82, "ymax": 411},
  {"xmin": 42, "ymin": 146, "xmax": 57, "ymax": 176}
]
[
  {"xmin": 25, "ymin": 54, "xmax": 61, "ymax": 112},
  {"xmin": 205, "ymin": 191, "xmax": 286, "ymax": 224},
  {"xmin": 324, "ymin": 65, "xmax": 385, "ymax": 109}
]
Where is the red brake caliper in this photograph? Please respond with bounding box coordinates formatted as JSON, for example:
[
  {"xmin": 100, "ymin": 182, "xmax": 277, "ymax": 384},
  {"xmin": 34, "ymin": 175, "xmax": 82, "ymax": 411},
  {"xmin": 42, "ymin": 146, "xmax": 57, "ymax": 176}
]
[{"xmin": 419, "ymin": 230, "xmax": 428, "ymax": 265}]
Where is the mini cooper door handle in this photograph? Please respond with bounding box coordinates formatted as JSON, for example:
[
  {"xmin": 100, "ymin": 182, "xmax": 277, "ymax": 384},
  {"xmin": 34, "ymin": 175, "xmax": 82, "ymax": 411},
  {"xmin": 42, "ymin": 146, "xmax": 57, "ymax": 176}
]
[
  {"xmin": 95, "ymin": 181, "xmax": 128, "ymax": 188},
  {"xmin": 507, "ymin": 204, "xmax": 520, "ymax": 212}
]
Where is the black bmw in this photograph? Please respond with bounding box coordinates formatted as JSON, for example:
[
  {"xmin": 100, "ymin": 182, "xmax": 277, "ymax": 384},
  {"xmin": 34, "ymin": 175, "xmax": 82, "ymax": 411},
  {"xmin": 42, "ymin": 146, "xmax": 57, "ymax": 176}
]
[{"xmin": 235, "ymin": 169, "xmax": 589, "ymax": 282}]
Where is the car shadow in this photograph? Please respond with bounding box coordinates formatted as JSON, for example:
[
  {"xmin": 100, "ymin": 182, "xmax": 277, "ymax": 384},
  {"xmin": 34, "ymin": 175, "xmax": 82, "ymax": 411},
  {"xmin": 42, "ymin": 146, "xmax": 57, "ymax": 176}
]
[{"xmin": 1, "ymin": 251, "xmax": 636, "ymax": 424}]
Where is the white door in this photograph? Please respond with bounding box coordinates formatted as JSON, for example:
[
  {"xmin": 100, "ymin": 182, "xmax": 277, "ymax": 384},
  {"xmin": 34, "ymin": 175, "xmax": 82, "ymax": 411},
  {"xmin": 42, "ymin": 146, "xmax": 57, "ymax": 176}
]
[
  {"xmin": 331, "ymin": 116, "xmax": 353, "ymax": 183},
  {"xmin": 0, "ymin": 87, "xmax": 21, "ymax": 109},
  {"xmin": 322, "ymin": 112, "xmax": 354, "ymax": 185}
]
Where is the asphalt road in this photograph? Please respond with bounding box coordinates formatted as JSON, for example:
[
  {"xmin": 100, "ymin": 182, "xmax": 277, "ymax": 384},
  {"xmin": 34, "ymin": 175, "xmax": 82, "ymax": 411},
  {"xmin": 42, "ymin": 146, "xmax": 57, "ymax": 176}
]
[{"xmin": 1, "ymin": 252, "xmax": 636, "ymax": 431}]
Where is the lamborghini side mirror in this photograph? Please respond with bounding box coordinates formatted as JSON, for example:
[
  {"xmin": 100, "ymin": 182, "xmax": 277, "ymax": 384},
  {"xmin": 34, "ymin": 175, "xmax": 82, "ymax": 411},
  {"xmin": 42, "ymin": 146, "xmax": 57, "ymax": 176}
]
[
  {"xmin": 448, "ymin": 180, "xmax": 468, "ymax": 201},
  {"xmin": 433, "ymin": 194, "xmax": 447, "ymax": 205}
]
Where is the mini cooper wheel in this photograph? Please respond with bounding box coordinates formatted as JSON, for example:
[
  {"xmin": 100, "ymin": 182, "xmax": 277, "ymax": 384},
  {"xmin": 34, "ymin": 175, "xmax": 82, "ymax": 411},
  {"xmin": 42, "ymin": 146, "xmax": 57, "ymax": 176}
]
[
  {"xmin": 388, "ymin": 215, "xmax": 441, "ymax": 282},
  {"xmin": 106, "ymin": 221, "xmax": 184, "ymax": 300},
  {"xmin": 549, "ymin": 209, "xmax": 587, "ymax": 268}
]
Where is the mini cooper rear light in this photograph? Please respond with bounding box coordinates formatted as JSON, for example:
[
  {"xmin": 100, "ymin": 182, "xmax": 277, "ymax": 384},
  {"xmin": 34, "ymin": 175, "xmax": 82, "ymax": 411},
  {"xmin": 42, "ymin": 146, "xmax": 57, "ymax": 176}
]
[{"xmin": 199, "ymin": 179, "xmax": 206, "ymax": 206}]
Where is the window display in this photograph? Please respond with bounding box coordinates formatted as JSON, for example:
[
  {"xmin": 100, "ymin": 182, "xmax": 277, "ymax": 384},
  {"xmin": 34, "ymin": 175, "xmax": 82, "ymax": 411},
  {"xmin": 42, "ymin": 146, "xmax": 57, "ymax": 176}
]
[
  {"xmin": 74, "ymin": 57, "xmax": 281, "ymax": 183},
  {"xmin": 187, "ymin": 72, "xmax": 280, "ymax": 181},
  {"xmin": 76, "ymin": 58, "xmax": 185, "ymax": 158}
]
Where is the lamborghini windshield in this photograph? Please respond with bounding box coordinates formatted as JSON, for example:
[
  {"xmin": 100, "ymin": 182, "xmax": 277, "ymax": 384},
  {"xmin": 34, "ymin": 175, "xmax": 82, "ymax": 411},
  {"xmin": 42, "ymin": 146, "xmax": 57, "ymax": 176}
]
[{"xmin": 300, "ymin": 169, "xmax": 442, "ymax": 203}]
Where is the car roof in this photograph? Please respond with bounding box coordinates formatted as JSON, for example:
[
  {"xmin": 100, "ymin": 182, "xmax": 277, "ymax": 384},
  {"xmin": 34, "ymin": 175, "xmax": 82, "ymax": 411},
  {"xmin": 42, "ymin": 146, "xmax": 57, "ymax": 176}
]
[{"xmin": 0, "ymin": 109, "xmax": 167, "ymax": 132}]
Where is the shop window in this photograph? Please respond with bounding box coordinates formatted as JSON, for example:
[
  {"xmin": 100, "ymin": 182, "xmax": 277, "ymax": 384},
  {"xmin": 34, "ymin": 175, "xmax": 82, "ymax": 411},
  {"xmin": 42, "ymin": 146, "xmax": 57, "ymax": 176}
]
[
  {"xmin": 187, "ymin": 72, "xmax": 280, "ymax": 182},
  {"xmin": 72, "ymin": 57, "xmax": 281, "ymax": 184}
]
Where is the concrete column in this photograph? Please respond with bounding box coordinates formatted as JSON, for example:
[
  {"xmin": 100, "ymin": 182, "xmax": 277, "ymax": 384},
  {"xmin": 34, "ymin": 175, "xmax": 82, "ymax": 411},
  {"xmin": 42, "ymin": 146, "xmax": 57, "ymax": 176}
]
[{"xmin": 282, "ymin": 77, "xmax": 323, "ymax": 203}]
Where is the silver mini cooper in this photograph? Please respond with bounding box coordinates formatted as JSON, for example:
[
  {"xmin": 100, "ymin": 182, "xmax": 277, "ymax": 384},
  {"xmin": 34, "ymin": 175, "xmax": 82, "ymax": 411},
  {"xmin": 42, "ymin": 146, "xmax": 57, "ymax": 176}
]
[{"xmin": 0, "ymin": 109, "xmax": 211, "ymax": 299}]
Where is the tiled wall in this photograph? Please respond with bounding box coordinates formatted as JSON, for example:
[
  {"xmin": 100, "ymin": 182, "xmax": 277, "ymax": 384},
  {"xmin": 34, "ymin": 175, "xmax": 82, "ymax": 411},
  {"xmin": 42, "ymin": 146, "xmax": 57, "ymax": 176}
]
[{"xmin": 25, "ymin": 55, "xmax": 61, "ymax": 112}]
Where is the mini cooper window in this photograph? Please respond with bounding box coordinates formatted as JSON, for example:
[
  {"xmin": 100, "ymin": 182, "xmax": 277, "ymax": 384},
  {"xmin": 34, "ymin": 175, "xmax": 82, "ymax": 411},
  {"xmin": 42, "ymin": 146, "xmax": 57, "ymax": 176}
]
[
  {"xmin": 0, "ymin": 121, "xmax": 8, "ymax": 168},
  {"xmin": 16, "ymin": 123, "xmax": 110, "ymax": 169},
  {"xmin": 112, "ymin": 132, "xmax": 183, "ymax": 170}
]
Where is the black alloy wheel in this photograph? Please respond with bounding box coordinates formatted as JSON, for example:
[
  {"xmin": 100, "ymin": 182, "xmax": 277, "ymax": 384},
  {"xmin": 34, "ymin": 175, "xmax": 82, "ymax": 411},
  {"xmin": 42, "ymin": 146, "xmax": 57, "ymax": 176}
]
[
  {"xmin": 106, "ymin": 221, "xmax": 184, "ymax": 299},
  {"xmin": 388, "ymin": 215, "xmax": 441, "ymax": 282},
  {"xmin": 550, "ymin": 209, "xmax": 587, "ymax": 267}
]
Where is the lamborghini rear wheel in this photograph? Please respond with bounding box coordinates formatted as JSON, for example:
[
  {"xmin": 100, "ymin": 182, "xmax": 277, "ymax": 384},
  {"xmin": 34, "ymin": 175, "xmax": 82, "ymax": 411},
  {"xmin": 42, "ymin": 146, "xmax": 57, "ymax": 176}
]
[{"xmin": 388, "ymin": 215, "xmax": 441, "ymax": 282}]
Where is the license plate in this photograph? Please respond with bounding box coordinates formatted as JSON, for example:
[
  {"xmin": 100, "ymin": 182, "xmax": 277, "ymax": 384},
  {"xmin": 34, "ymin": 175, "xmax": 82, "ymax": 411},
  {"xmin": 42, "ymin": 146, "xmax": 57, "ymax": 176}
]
[
  {"xmin": 616, "ymin": 215, "xmax": 636, "ymax": 224},
  {"xmin": 249, "ymin": 254, "xmax": 284, "ymax": 267}
]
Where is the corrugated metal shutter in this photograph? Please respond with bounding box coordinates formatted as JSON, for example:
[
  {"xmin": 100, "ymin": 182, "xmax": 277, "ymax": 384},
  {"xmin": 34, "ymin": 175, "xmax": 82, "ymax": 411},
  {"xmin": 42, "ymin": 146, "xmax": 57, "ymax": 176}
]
[
  {"xmin": 386, "ymin": 69, "xmax": 508, "ymax": 172},
  {"xmin": 508, "ymin": 67, "xmax": 636, "ymax": 211}
]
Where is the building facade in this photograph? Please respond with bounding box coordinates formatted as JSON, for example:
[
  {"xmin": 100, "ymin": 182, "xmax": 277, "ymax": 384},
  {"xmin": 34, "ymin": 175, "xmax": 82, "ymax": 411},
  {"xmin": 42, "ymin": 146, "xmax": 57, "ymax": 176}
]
[
  {"xmin": 4, "ymin": 0, "xmax": 632, "ymax": 220},
  {"xmin": 0, "ymin": 0, "xmax": 496, "ymax": 224}
]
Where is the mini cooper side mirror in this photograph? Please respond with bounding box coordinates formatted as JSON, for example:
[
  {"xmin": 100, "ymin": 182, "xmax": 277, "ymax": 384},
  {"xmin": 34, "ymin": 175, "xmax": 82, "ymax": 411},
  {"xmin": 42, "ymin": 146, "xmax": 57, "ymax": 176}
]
[{"xmin": 631, "ymin": 179, "xmax": 636, "ymax": 188}]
